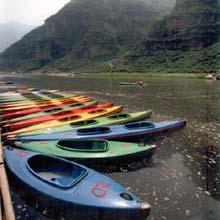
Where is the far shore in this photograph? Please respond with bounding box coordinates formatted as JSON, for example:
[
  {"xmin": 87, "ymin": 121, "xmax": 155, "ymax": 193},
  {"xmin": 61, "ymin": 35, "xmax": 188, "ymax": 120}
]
[{"xmin": 0, "ymin": 71, "xmax": 206, "ymax": 79}]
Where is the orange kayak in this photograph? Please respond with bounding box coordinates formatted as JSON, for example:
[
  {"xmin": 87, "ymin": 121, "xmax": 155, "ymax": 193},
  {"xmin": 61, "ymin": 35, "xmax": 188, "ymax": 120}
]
[
  {"xmin": 4, "ymin": 102, "xmax": 113, "ymax": 132},
  {"xmin": 5, "ymin": 105, "xmax": 123, "ymax": 136}
]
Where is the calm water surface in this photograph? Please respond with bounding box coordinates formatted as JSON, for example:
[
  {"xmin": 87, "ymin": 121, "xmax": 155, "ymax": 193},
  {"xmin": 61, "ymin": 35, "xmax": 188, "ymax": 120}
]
[{"xmin": 1, "ymin": 74, "xmax": 220, "ymax": 220}]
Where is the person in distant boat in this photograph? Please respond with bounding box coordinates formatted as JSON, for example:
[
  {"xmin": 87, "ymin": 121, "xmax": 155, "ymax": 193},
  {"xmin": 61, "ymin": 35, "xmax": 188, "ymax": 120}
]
[
  {"xmin": 205, "ymin": 73, "xmax": 216, "ymax": 80},
  {"xmin": 137, "ymin": 80, "xmax": 144, "ymax": 86}
]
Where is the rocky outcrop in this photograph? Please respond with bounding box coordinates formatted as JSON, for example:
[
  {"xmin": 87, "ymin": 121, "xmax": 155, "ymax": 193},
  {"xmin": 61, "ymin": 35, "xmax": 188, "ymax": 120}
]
[
  {"xmin": 0, "ymin": 0, "xmax": 161, "ymax": 71},
  {"xmin": 136, "ymin": 0, "xmax": 220, "ymax": 55}
]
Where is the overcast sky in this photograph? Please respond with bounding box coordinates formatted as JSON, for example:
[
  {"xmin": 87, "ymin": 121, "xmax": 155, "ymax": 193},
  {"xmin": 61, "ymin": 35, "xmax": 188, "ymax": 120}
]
[{"xmin": 0, "ymin": 0, "xmax": 70, "ymax": 26}]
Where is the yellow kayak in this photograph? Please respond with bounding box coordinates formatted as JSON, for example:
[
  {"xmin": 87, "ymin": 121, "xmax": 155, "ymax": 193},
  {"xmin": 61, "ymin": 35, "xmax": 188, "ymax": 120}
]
[
  {"xmin": 0, "ymin": 96, "xmax": 90, "ymax": 112},
  {"xmin": 5, "ymin": 105, "xmax": 123, "ymax": 136}
]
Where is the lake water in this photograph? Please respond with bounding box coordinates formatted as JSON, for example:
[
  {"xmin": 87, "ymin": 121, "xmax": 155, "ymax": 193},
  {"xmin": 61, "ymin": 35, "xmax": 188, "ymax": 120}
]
[{"xmin": 1, "ymin": 74, "xmax": 220, "ymax": 220}]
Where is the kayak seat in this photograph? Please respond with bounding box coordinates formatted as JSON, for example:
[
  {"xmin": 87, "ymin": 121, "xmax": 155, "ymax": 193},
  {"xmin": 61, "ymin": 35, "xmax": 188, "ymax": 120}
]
[
  {"xmin": 69, "ymin": 103, "xmax": 84, "ymax": 108},
  {"xmin": 88, "ymin": 109, "xmax": 106, "ymax": 114},
  {"xmin": 70, "ymin": 119, "xmax": 98, "ymax": 127},
  {"xmin": 55, "ymin": 177, "xmax": 75, "ymax": 186},
  {"xmin": 108, "ymin": 114, "xmax": 130, "ymax": 120},
  {"xmin": 58, "ymin": 115, "xmax": 81, "ymax": 122},
  {"xmin": 77, "ymin": 127, "xmax": 111, "ymax": 136},
  {"xmin": 43, "ymin": 108, "xmax": 63, "ymax": 113},
  {"xmin": 125, "ymin": 122, "xmax": 155, "ymax": 130}
]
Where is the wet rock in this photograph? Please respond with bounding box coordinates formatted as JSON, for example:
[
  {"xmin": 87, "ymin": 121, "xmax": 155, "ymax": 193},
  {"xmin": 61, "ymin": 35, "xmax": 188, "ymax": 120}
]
[
  {"xmin": 195, "ymin": 193, "xmax": 200, "ymax": 199},
  {"xmin": 185, "ymin": 209, "xmax": 190, "ymax": 217},
  {"xmin": 164, "ymin": 197, "xmax": 170, "ymax": 202},
  {"xmin": 204, "ymin": 191, "xmax": 211, "ymax": 196}
]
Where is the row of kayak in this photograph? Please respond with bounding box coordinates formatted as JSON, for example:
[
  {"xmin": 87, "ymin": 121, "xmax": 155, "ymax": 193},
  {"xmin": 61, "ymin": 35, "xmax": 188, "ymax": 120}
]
[{"xmin": 1, "ymin": 89, "xmax": 186, "ymax": 219}]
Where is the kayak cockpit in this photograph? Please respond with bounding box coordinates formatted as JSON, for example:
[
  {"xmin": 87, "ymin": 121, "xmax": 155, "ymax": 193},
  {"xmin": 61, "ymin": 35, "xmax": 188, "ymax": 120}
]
[
  {"xmin": 43, "ymin": 108, "xmax": 63, "ymax": 114},
  {"xmin": 108, "ymin": 113, "xmax": 131, "ymax": 120},
  {"xmin": 125, "ymin": 122, "xmax": 155, "ymax": 129},
  {"xmin": 58, "ymin": 115, "xmax": 81, "ymax": 122},
  {"xmin": 68, "ymin": 103, "xmax": 84, "ymax": 108},
  {"xmin": 77, "ymin": 127, "xmax": 111, "ymax": 136},
  {"xmin": 26, "ymin": 155, "xmax": 88, "ymax": 188},
  {"xmin": 88, "ymin": 109, "xmax": 106, "ymax": 114},
  {"xmin": 52, "ymin": 110, "xmax": 74, "ymax": 117},
  {"xmin": 70, "ymin": 119, "xmax": 98, "ymax": 127},
  {"xmin": 56, "ymin": 140, "xmax": 109, "ymax": 152}
]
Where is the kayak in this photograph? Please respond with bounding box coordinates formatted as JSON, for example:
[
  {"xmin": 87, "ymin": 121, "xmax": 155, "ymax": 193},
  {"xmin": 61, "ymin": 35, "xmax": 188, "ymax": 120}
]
[
  {"xmin": 0, "ymin": 92, "xmax": 78, "ymax": 106},
  {"xmin": 119, "ymin": 82, "xmax": 138, "ymax": 86},
  {"xmin": 2, "ymin": 100, "xmax": 98, "ymax": 124},
  {"xmin": 14, "ymin": 139, "xmax": 156, "ymax": 163},
  {"xmin": 9, "ymin": 111, "xmax": 152, "ymax": 137},
  {"xmin": 9, "ymin": 119, "xmax": 186, "ymax": 141},
  {"xmin": 4, "ymin": 102, "xmax": 113, "ymax": 132},
  {"xmin": 1, "ymin": 97, "xmax": 93, "ymax": 121},
  {"xmin": 0, "ymin": 95, "xmax": 87, "ymax": 111},
  {"xmin": 0, "ymin": 91, "xmax": 67, "ymax": 103},
  {"xmin": 4, "ymin": 147, "xmax": 150, "ymax": 219},
  {"xmin": 0, "ymin": 96, "xmax": 87, "ymax": 113},
  {"xmin": 5, "ymin": 105, "xmax": 123, "ymax": 136}
]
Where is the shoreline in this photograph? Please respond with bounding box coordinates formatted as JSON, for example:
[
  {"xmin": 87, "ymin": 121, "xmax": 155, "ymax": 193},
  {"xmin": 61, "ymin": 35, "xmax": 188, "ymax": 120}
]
[{"xmin": 0, "ymin": 71, "xmax": 206, "ymax": 79}]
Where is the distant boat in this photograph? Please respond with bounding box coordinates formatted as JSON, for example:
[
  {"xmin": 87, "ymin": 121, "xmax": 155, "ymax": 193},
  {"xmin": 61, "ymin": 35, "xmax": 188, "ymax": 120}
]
[
  {"xmin": 119, "ymin": 81, "xmax": 144, "ymax": 86},
  {"xmin": 119, "ymin": 82, "xmax": 137, "ymax": 86}
]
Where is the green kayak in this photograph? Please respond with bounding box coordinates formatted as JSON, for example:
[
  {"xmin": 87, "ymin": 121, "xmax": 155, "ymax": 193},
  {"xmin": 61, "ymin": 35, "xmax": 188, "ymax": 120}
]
[
  {"xmin": 14, "ymin": 139, "xmax": 156, "ymax": 162},
  {"xmin": 4, "ymin": 100, "xmax": 98, "ymax": 124},
  {"xmin": 12, "ymin": 110, "xmax": 152, "ymax": 136}
]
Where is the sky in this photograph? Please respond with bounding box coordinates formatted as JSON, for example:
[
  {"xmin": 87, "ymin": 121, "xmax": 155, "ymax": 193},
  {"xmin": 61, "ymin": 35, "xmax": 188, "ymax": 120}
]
[{"xmin": 0, "ymin": 0, "xmax": 70, "ymax": 26}]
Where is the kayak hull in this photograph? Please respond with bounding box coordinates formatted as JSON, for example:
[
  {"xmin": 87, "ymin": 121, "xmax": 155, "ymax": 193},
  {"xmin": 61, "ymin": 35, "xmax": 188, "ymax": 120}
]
[
  {"xmin": 4, "ymin": 102, "xmax": 113, "ymax": 132},
  {"xmin": 3, "ymin": 148, "xmax": 150, "ymax": 219},
  {"xmin": 10, "ymin": 111, "xmax": 152, "ymax": 137},
  {"xmin": 10, "ymin": 120, "xmax": 187, "ymax": 141},
  {"xmin": 5, "ymin": 106, "xmax": 123, "ymax": 136},
  {"xmin": 1, "ymin": 97, "xmax": 93, "ymax": 121},
  {"xmin": 14, "ymin": 140, "xmax": 156, "ymax": 163}
]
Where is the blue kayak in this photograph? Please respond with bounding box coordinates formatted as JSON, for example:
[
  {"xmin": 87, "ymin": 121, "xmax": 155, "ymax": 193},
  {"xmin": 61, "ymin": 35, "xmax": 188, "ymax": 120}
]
[
  {"xmin": 11, "ymin": 120, "xmax": 187, "ymax": 141},
  {"xmin": 3, "ymin": 147, "xmax": 150, "ymax": 219}
]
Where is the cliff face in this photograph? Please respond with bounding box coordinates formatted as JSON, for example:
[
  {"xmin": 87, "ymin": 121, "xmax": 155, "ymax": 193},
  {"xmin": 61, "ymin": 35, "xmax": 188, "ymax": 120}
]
[
  {"xmin": 137, "ymin": 0, "xmax": 220, "ymax": 54},
  {"xmin": 0, "ymin": 0, "xmax": 161, "ymax": 71},
  {"xmin": 120, "ymin": 0, "xmax": 220, "ymax": 73}
]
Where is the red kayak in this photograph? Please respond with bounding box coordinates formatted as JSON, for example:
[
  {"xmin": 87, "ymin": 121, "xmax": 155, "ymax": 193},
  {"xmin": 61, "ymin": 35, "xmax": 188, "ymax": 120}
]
[
  {"xmin": 4, "ymin": 102, "xmax": 113, "ymax": 132},
  {"xmin": 0, "ymin": 97, "xmax": 93, "ymax": 121}
]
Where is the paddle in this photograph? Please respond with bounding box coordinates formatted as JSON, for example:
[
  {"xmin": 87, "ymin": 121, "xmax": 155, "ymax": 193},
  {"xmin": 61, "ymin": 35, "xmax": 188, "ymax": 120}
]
[{"xmin": 0, "ymin": 132, "xmax": 15, "ymax": 220}]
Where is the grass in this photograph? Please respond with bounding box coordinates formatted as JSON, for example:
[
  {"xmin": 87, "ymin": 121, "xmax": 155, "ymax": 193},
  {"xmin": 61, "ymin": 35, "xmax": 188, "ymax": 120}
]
[{"xmin": 79, "ymin": 72, "xmax": 206, "ymax": 79}]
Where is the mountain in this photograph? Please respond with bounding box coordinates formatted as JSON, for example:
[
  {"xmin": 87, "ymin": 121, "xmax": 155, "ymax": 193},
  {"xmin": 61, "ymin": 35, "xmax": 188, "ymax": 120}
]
[
  {"xmin": 0, "ymin": 0, "xmax": 164, "ymax": 72},
  {"xmin": 141, "ymin": 0, "xmax": 176, "ymax": 14},
  {"xmin": 122, "ymin": 0, "xmax": 220, "ymax": 72},
  {"xmin": 143, "ymin": 0, "xmax": 220, "ymax": 51},
  {"xmin": 0, "ymin": 21, "xmax": 34, "ymax": 53}
]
